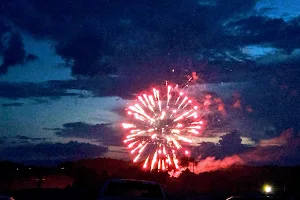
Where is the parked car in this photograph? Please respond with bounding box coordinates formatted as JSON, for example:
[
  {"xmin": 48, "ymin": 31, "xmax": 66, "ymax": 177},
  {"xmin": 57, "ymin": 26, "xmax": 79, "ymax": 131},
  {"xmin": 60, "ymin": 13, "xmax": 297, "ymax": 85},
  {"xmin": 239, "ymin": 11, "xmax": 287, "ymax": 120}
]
[
  {"xmin": 97, "ymin": 179, "xmax": 167, "ymax": 200},
  {"xmin": 226, "ymin": 195, "xmax": 273, "ymax": 200}
]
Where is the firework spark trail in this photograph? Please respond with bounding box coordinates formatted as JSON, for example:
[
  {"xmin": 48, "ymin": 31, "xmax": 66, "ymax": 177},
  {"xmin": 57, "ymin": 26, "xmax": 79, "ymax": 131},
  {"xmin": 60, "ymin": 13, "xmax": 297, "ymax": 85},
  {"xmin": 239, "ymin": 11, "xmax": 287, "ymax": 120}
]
[{"xmin": 122, "ymin": 83, "xmax": 206, "ymax": 171}]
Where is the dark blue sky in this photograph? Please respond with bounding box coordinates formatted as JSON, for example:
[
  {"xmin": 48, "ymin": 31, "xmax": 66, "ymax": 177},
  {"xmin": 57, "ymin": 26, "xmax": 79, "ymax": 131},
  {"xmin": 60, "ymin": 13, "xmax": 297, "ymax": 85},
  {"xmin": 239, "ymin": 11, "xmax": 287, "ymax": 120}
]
[{"xmin": 0, "ymin": 0, "xmax": 300, "ymax": 167}]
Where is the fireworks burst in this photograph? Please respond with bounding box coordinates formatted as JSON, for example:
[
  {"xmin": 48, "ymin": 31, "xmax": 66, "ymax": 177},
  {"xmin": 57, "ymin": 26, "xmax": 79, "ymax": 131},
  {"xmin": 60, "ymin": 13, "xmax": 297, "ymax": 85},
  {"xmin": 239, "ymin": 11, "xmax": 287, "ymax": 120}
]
[{"xmin": 122, "ymin": 82, "xmax": 206, "ymax": 171}]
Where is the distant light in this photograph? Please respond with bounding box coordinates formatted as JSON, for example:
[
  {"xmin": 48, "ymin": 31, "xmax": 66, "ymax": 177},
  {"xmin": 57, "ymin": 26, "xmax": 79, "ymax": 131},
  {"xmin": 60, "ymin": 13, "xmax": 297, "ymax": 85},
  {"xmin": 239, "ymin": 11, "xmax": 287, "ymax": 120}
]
[
  {"xmin": 263, "ymin": 184, "xmax": 272, "ymax": 193},
  {"xmin": 265, "ymin": 186, "xmax": 272, "ymax": 193},
  {"xmin": 61, "ymin": 167, "xmax": 65, "ymax": 170}
]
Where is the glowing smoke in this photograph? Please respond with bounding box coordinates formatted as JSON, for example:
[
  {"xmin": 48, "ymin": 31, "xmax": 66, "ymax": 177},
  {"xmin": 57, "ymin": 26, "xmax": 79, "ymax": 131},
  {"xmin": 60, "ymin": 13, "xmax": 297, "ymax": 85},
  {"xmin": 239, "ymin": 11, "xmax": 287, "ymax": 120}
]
[{"xmin": 187, "ymin": 155, "xmax": 244, "ymax": 174}]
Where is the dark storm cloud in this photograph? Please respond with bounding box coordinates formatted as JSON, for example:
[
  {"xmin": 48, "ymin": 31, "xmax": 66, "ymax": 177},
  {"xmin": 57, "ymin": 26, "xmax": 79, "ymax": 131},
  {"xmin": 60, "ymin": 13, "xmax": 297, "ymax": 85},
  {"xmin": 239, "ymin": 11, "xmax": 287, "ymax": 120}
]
[
  {"xmin": 47, "ymin": 78, "xmax": 144, "ymax": 99},
  {"xmin": 192, "ymin": 130, "xmax": 250, "ymax": 159},
  {"xmin": 241, "ymin": 129, "xmax": 300, "ymax": 165},
  {"xmin": 55, "ymin": 34, "xmax": 114, "ymax": 76},
  {"xmin": 0, "ymin": 20, "xmax": 10, "ymax": 51},
  {"xmin": 0, "ymin": 135, "xmax": 48, "ymax": 147},
  {"xmin": 0, "ymin": 77, "xmax": 138, "ymax": 100},
  {"xmin": 0, "ymin": 81, "xmax": 79, "ymax": 99},
  {"xmin": 191, "ymin": 129, "xmax": 300, "ymax": 168},
  {"xmin": 227, "ymin": 16, "xmax": 300, "ymax": 51},
  {"xmin": 52, "ymin": 122, "xmax": 123, "ymax": 146},
  {"xmin": 0, "ymin": 0, "xmax": 117, "ymax": 76},
  {"xmin": 216, "ymin": 0, "xmax": 257, "ymax": 16},
  {"xmin": 130, "ymin": 0, "xmax": 258, "ymax": 56},
  {"xmin": 0, "ymin": 136, "xmax": 7, "ymax": 145},
  {"xmin": 0, "ymin": 74, "xmax": 151, "ymax": 100},
  {"xmin": 15, "ymin": 135, "xmax": 47, "ymax": 141},
  {"xmin": 0, "ymin": 32, "xmax": 25, "ymax": 74},
  {"xmin": 2, "ymin": 102, "xmax": 23, "ymax": 107},
  {"xmin": 219, "ymin": 129, "xmax": 248, "ymax": 155},
  {"xmin": 0, "ymin": 23, "xmax": 38, "ymax": 74},
  {"xmin": 25, "ymin": 53, "xmax": 38, "ymax": 62},
  {"xmin": 0, "ymin": 141, "xmax": 108, "ymax": 164},
  {"xmin": 0, "ymin": 0, "xmax": 259, "ymax": 77},
  {"xmin": 15, "ymin": 135, "xmax": 30, "ymax": 140},
  {"xmin": 239, "ymin": 70, "xmax": 300, "ymax": 133}
]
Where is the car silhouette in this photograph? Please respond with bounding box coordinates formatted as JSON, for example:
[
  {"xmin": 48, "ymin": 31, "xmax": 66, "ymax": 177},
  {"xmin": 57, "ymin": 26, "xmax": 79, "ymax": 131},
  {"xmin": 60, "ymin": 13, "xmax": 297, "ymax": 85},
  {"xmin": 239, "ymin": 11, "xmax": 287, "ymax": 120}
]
[{"xmin": 97, "ymin": 179, "xmax": 167, "ymax": 200}]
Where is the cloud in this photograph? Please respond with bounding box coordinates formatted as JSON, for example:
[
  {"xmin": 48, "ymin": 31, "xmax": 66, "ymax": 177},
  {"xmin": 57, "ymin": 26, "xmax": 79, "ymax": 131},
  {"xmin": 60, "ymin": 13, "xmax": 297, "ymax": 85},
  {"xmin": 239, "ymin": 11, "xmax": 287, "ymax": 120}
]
[
  {"xmin": 110, "ymin": 105, "xmax": 129, "ymax": 118},
  {"xmin": 0, "ymin": 76, "xmax": 151, "ymax": 100},
  {"xmin": 191, "ymin": 130, "xmax": 250, "ymax": 160},
  {"xmin": 189, "ymin": 129, "xmax": 300, "ymax": 174},
  {"xmin": 15, "ymin": 135, "xmax": 30, "ymax": 140},
  {"xmin": 15, "ymin": 135, "xmax": 47, "ymax": 141},
  {"xmin": 227, "ymin": 16, "xmax": 300, "ymax": 52},
  {"xmin": 0, "ymin": 0, "xmax": 298, "ymax": 79},
  {"xmin": 52, "ymin": 122, "xmax": 123, "ymax": 146},
  {"xmin": 0, "ymin": 0, "xmax": 261, "ymax": 77},
  {"xmin": 0, "ymin": 135, "xmax": 49, "ymax": 147},
  {"xmin": 0, "ymin": 81, "xmax": 80, "ymax": 99},
  {"xmin": 25, "ymin": 53, "xmax": 38, "ymax": 62},
  {"xmin": 0, "ymin": 141, "xmax": 108, "ymax": 166},
  {"xmin": 0, "ymin": 32, "xmax": 25, "ymax": 74},
  {"xmin": 191, "ymin": 142, "xmax": 224, "ymax": 160},
  {"xmin": 2, "ymin": 102, "xmax": 23, "ymax": 107},
  {"xmin": 197, "ymin": 0, "xmax": 217, "ymax": 6},
  {"xmin": 216, "ymin": 0, "xmax": 257, "ymax": 17},
  {"xmin": 240, "ymin": 129, "xmax": 300, "ymax": 165},
  {"xmin": 0, "ymin": 27, "xmax": 37, "ymax": 75},
  {"xmin": 259, "ymin": 128, "xmax": 293, "ymax": 146},
  {"xmin": 56, "ymin": 34, "xmax": 114, "ymax": 76},
  {"xmin": 0, "ymin": 20, "xmax": 10, "ymax": 50},
  {"xmin": 241, "ymin": 76, "xmax": 300, "ymax": 133}
]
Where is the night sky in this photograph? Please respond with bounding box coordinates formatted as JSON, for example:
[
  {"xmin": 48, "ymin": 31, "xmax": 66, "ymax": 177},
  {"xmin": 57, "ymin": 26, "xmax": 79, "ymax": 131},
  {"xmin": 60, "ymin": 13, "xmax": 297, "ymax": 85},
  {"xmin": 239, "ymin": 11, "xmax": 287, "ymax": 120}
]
[{"xmin": 0, "ymin": 0, "xmax": 300, "ymax": 167}]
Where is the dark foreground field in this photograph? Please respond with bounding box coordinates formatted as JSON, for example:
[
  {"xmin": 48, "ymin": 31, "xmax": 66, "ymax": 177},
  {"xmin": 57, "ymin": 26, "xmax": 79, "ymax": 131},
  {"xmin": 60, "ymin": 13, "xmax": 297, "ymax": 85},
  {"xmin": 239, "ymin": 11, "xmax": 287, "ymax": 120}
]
[
  {"xmin": 5, "ymin": 188, "xmax": 299, "ymax": 200},
  {"xmin": 1, "ymin": 159, "xmax": 300, "ymax": 200}
]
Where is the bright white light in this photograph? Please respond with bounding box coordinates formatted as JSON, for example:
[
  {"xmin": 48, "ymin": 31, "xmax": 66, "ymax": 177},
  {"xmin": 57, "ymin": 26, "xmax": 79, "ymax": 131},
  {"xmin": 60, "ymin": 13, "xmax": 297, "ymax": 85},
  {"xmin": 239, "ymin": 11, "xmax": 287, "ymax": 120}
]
[{"xmin": 263, "ymin": 184, "xmax": 272, "ymax": 193}]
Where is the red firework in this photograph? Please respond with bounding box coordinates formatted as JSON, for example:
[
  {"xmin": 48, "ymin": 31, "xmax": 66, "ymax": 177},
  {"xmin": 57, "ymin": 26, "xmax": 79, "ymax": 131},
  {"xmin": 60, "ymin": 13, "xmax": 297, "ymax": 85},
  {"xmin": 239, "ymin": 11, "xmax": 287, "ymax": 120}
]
[{"xmin": 122, "ymin": 82, "xmax": 205, "ymax": 171}]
